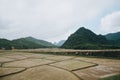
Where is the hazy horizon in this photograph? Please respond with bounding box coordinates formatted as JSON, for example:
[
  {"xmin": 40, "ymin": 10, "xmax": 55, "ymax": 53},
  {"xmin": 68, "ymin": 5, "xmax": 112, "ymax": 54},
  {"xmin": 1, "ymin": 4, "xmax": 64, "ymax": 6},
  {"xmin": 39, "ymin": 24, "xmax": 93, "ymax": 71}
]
[{"xmin": 0, "ymin": 0, "xmax": 120, "ymax": 43}]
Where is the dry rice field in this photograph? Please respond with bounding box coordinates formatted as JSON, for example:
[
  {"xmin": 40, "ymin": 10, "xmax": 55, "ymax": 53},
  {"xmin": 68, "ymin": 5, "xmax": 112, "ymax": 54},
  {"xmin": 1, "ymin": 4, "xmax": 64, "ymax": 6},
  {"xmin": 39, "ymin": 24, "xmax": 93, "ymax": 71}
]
[{"xmin": 0, "ymin": 49, "xmax": 120, "ymax": 80}]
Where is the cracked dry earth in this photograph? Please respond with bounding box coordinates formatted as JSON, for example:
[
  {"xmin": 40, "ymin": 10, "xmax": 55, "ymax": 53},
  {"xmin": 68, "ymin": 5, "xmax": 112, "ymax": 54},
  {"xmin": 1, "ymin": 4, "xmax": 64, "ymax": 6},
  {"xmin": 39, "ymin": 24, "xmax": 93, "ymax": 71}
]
[{"xmin": 0, "ymin": 51, "xmax": 120, "ymax": 80}]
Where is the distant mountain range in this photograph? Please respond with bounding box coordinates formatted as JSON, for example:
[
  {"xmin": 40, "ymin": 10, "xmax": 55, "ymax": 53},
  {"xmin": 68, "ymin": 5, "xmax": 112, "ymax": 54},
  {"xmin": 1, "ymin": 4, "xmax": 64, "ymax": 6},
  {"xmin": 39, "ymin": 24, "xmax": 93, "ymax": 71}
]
[
  {"xmin": 54, "ymin": 40, "xmax": 66, "ymax": 46},
  {"xmin": 0, "ymin": 37, "xmax": 56, "ymax": 49},
  {"xmin": 0, "ymin": 27, "xmax": 120, "ymax": 50},
  {"xmin": 62, "ymin": 27, "xmax": 120, "ymax": 49}
]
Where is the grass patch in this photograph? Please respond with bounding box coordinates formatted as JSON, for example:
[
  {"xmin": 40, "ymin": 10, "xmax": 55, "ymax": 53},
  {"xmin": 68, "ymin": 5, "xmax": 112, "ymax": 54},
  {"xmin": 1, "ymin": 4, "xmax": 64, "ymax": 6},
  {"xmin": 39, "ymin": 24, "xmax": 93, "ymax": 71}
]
[{"xmin": 100, "ymin": 74, "xmax": 120, "ymax": 80}]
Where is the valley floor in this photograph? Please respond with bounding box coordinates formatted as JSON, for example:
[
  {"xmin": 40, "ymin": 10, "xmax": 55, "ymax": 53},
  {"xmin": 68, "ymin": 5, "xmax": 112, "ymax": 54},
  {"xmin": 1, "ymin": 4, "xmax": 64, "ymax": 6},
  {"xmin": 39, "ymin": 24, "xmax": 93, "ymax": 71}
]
[{"xmin": 0, "ymin": 50, "xmax": 120, "ymax": 80}]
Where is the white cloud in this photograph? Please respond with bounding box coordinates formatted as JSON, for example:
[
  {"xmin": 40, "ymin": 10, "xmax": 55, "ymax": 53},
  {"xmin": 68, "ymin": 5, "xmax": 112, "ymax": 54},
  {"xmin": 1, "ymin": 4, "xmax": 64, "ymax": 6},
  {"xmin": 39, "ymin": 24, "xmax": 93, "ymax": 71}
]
[
  {"xmin": 101, "ymin": 11, "xmax": 120, "ymax": 33},
  {"xmin": 0, "ymin": 0, "xmax": 118, "ymax": 42}
]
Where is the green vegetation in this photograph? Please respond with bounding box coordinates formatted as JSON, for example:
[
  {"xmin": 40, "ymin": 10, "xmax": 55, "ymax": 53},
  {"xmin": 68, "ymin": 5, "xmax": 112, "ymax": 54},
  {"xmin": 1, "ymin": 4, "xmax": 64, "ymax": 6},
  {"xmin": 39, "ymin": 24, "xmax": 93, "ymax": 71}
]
[
  {"xmin": 105, "ymin": 32, "xmax": 120, "ymax": 47},
  {"xmin": 0, "ymin": 39, "xmax": 12, "ymax": 50},
  {"xmin": 0, "ymin": 37, "xmax": 56, "ymax": 50},
  {"xmin": 62, "ymin": 27, "xmax": 120, "ymax": 49},
  {"xmin": 12, "ymin": 38, "xmax": 46, "ymax": 49},
  {"xmin": 0, "ymin": 27, "xmax": 120, "ymax": 50},
  {"xmin": 105, "ymin": 32, "xmax": 120, "ymax": 41},
  {"xmin": 100, "ymin": 74, "xmax": 120, "ymax": 80},
  {"xmin": 25, "ymin": 37, "xmax": 55, "ymax": 47}
]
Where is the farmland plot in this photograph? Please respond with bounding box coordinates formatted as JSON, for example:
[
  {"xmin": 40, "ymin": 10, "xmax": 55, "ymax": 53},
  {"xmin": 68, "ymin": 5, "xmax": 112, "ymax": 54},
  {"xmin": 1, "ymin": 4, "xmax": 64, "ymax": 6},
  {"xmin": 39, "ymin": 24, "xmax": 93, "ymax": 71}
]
[{"xmin": 0, "ymin": 51, "xmax": 120, "ymax": 80}]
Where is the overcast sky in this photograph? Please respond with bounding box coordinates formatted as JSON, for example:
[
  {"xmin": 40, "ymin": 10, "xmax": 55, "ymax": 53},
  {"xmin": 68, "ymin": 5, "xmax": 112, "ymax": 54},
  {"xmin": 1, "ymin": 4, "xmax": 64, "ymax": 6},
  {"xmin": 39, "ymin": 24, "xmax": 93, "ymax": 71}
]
[{"xmin": 0, "ymin": 0, "xmax": 120, "ymax": 43}]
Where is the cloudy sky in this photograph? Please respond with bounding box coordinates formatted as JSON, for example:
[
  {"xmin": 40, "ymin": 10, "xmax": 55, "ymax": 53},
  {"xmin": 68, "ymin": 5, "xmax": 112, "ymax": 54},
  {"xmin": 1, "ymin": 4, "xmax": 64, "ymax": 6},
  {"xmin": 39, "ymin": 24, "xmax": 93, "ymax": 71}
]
[{"xmin": 0, "ymin": 0, "xmax": 120, "ymax": 43}]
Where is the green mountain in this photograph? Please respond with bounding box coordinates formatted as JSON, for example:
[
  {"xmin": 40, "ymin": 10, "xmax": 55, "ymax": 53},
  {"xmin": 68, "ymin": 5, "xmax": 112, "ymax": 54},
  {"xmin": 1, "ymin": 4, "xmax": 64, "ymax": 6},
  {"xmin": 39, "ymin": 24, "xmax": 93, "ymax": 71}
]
[
  {"xmin": 0, "ymin": 37, "xmax": 56, "ymax": 50},
  {"xmin": 25, "ymin": 37, "xmax": 56, "ymax": 47},
  {"xmin": 105, "ymin": 32, "xmax": 120, "ymax": 46},
  {"xmin": 62, "ymin": 27, "xmax": 120, "ymax": 49},
  {"xmin": 0, "ymin": 39, "xmax": 12, "ymax": 49},
  {"xmin": 105, "ymin": 32, "xmax": 120, "ymax": 40},
  {"xmin": 12, "ymin": 38, "xmax": 45, "ymax": 49}
]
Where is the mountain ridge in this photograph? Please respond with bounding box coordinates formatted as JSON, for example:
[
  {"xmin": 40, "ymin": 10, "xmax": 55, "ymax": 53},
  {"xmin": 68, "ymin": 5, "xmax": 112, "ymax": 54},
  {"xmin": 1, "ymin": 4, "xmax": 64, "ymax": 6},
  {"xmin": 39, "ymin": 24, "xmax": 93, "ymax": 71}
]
[
  {"xmin": 105, "ymin": 32, "xmax": 120, "ymax": 46},
  {"xmin": 0, "ymin": 27, "xmax": 120, "ymax": 50},
  {"xmin": 0, "ymin": 37, "xmax": 56, "ymax": 49},
  {"xmin": 62, "ymin": 27, "xmax": 120, "ymax": 49},
  {"xmin": 105, "ymin": 32, "xmax": 120, "ymax": 40}
]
